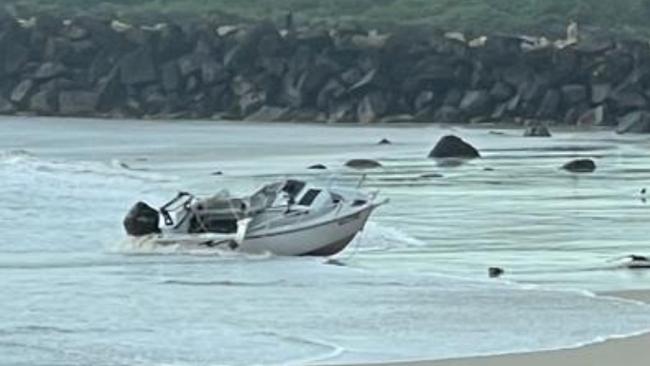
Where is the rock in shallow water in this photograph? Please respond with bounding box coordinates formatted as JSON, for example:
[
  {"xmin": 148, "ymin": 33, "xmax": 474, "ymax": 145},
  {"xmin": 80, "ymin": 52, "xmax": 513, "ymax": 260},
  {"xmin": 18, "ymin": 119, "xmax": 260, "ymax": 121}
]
[
  {"xmin": 308, "ymin": 164, "xmax": 327, "ymax": 170},
  {"xmin": 428, "ymin": 135, "xmax": 480, "ymax": 159},
  {"xmin": 562, "ymin": 159, "xmax": 596, "ymax": 173},
  {"xmin": 345, "ymin": 159, "xmax": 382, "ymax": 169},
  {"xmin": 523, "ymin": 122, "xmax": 551, "ymax": 137},
  {"xmin": 489, "ymin": 267, "xmax": 504, "ymax": 278}
]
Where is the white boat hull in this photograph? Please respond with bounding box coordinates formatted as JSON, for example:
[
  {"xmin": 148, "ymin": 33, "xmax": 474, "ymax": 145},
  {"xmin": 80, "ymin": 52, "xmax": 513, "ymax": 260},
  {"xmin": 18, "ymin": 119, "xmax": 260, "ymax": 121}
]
[
  {"xmin": 139, "ymin": 203, "xmax": 379, "ymax": 256},
  {"xmin": 241, "ymin": 204, "xmax": 375, "ymax": 256}
]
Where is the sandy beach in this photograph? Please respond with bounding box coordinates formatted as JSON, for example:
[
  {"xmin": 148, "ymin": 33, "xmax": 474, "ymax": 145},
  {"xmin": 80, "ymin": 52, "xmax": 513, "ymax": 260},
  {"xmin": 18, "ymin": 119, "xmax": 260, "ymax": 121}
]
[{"xmin": 353, "ymin": 291, "xmax": 650, "ymax": 366}]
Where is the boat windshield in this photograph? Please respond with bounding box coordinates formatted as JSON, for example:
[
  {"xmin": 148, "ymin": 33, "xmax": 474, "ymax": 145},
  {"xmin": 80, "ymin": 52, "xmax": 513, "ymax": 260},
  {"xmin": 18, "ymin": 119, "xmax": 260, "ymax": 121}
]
[{"xmin": 248, "ymin": 181, "xmax": 284, "ymax": 211}]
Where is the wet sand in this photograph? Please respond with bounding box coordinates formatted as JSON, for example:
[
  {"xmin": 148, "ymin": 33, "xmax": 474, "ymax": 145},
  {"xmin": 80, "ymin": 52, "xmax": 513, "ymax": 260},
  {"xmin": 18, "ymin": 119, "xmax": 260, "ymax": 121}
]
[{"xmin": 349, "ymin": 290, "xmax": 650, "ymax": 366}]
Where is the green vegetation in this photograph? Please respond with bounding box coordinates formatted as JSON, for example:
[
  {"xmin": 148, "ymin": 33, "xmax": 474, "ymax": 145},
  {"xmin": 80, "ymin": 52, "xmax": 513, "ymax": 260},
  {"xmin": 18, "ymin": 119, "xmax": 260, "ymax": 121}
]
[{"xmin": 8, "ymin": 0, "xmax": 650, "ymax": 35}]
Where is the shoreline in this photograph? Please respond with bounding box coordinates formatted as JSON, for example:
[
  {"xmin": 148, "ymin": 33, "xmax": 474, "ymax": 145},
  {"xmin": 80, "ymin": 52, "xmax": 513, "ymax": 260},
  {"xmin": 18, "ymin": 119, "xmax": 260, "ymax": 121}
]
[
  {"xmin": 346, "ymin": 290, "xmax": 650, "ymax": 366},
  {"xmin": 0, "ymin": 114, "xmax": 616, "ymax": 133}
]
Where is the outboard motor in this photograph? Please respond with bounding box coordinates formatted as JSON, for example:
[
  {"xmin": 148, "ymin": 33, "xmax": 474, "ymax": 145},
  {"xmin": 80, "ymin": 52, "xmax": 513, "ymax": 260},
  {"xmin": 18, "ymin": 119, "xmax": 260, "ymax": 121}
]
[{"xmin": 123, "ymin": 202, "xmax": 161, "ymax": 236}]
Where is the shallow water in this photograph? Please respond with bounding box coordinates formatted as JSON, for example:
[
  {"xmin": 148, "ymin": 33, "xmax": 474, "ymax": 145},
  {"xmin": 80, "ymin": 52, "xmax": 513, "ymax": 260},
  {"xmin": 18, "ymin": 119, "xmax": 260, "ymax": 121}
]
[{"xmin": 2, "ymin": 117, "xmax": 650, "ymax": 365}]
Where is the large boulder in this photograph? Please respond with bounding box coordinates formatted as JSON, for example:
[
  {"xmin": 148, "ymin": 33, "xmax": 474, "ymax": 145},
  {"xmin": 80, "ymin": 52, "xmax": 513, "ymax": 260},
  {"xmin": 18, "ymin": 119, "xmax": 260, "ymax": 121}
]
[
  {"xmin": 591, "ymin": 84, "xmax": 611, "ymax": 104},
  {"xmin": 239, "ymin": 90, "xmax": 266, "ymax": 117},
  {"xmin": 0, "ymin": 96, "xmax": 15, "ymax": 114},
  {"xmin": 29, "ymin": 90, "xmax": 57, "ymax": 114},
  {"xmin": 433, "ymin": 106, "xmax": 461, "ymax": 123},
  {"xmin": 244, "ymin": 106, "xmax": 290, "ymax": 122},
  {"xmin": 59, "ymin": 90, "xmax": 99, "ymax": 116},
  {"xmin": 617, "ymin": 111, "xmax": 650, "ymax": 134},
  {"xmin": 562, "ymin": 159, "xmax": 596, "ymax": 173},
  {"xmin": 10, "ymin": 79, "xmax": 35, "ymax": 104},
  {"xmin": 2, "ymin": 41, "xmax": 29, "ymax": 76},
  {"xmin": 561, "ymin": 84, "xmax": 588, "ymax": 106},
  {"xmin": 459, "ymin": 90, "xmax": 493, "ymax": 118},
  {"xmin": 414, "ymin": 90, "xmax": 435, "ymax": 112},
  {"xmin": 489, "ymin": 81, "xmax": 514, "ymax": 103},
  {"xmin": 119, "ymin": 47, "xmax": 158, "ymax": 85},
  {"xmin": 577, "ymin": 106, "xmax": 606, "ymax": 126},
  {"xmin": 609, "ymin": 90, "xmax": 647, "ymax": 112},
  {"xmin": 523, "ymin": 122, "xmax": 551, "ymax": 137},
  {"xmin": 428, "ymin": 135, "xmax": 480, "ymax": 159},
  {"xmin": 160, "ymin": 61, "xmax": 181, "ymax": 92},
  {"xmin": 345, "ymin": 159, "xmax": 382, "ymax": 169},
  {"xmin": 33, "ymin": 62, "xmax": 67, "ymax": 80},
  {"xmin": 536, "ymin": 89, "xmax": 561, "ymax": 119},
  {"xmin": 357, "ymin": 91, "xmax": 387, "ymax": 123}
]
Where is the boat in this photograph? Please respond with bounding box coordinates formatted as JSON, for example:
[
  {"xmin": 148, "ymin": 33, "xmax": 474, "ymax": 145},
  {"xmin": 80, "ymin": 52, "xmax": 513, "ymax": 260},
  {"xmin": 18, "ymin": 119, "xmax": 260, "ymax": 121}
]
[{"xmin": 123, "ymin": 179, "xmax": 388, "ymax": 256}]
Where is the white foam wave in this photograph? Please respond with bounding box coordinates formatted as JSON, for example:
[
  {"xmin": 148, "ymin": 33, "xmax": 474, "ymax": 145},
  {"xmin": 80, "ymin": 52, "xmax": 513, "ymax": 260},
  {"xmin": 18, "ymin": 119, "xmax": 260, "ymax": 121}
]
[
  {"xmin": 108, "ymin": 235, "xmax": 274, "ymax": 260},
  {"xmin": 349, "ymin": 222, "xmax": 428, "ymax": 253},
  {"xmin": 0, "ymin": 150, "xmax": 173, "ymax": 183}
]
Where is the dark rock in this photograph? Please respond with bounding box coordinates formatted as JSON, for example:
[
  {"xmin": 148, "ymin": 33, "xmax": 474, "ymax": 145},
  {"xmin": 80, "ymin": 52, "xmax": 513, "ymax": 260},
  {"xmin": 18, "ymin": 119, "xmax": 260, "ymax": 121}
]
[
  {"xmin": 414, "ymin": 90, "xmax": 435, "ymax": 112},
  {"xmin": 561, "ymin": 84, "xmax": 588, "ymax": 105},
  {"xmin": 96, "ymin": 68, "xmax": 124, "ymax": 112},
  {"xmin": 429, "ymin": 135, "xmax": 480, "ymax": 159},
  {"xmin": 489, "ymin": 267, "xmax": 504, "ymax": 278},
  {"xmin": 536, "ymin": 89, "xmax": 561, "ymax": 119},
  {"xmin": 434, "ymin": 106, "xmax": 461, "ymax": 123},
  {"xmin": 0, "ymin": 97, "xmax": 15, "ymax": 114},
  {"xmin": 523, "ymin": 122, "xmax": 551, "ymax": 137},
  {"xmin": 443, "ymin": 88, "xmax": 464, "ymax": 107},
  {"xmin": 459, "ymin": 90, "xmax": 493, "ymax": 118},
  {"xmin": 178, "ymin": 53, "xmax": 203, "ymax": 77},
  {"xmin": 505, "ymin": 94, "xmax": 521, "ymax": 113},
  {"xmin": 29, "ymin": 90, "xmax": 57, "ymax": 114},
  {"xmin": 357, "ymin": 91, "xmax": 387, "ymax": 123},
  {"xmin": 160, "ymin": 61, "xmax": 181, "ymax": 92},
  {"xmin": 244, "ymin": 106, "xmax": 290, "ymax": 122},
  {"xmin": 520, "ymin": 77, "xmax": 547, "ymax": 102},
  {"xmin": 591, "ymin": 84, "xmax": 611, "ymax": 104},
  {"xmin": 142, "ymin": 88, "xmax": 168, "ymax": 115},
  {"xmin": 10, "ymin": 79, "xmax": 35, "ymax": 104},
  {"xmin": 577, "ymin": 106, "xmax": 605, "ymax": 126},
  {"xmin": 201, "ymin": 61, "xmax": 225, "ymax": 85},
  {"xmin": 119, "ymin": 47, "xmax": 158, "ymax": 85},
  {"xmin": 33, "ymin": 62, "xmax": 67, "ymax": 80},
  {"xmin": 345, "ymin": 159, "xmax": 382, "ymax": 169},
  {"xmin": 239, "ymin": 91, "xmax": 266, "ymax": 117},
  {"xmin": 2, "ymin": 42, "xmax": 29, "ymax": 75},
  {"xmin": 328, "ymin": 100, "xmax": 357, "ymax": 123},
  {"xmin": 489, "ymin": 81, "xmax": 514, "ymax": 102},
  {"xmin": 211, "ymin": 171, "xmax": 223, "ymax": 176},
  {"xmin": 348, "ymin": 69, "xmax": 378, "ymax": 94},
  {"xmin": 308, "ymin": 164, "xmax": 328, "ymax": 170},
  {"xmin": 562, "ymin": 159, "xmax": 596, "ymax": 173},
  {"xmin": 420, "ymin": 173, "xmax": 444, "ymax": 178},
  {"xmin": 317, "ymin": 79, "xmax": 346, "ymax": 110},
  {"xmin": 59, "ymin": 90, "xmax": 99, "ymax": 115},
  {"xmin": 324, "ymin": 258, "xmax": 346, "ymax": 267},
  {"xmin": 43, "ymin": 37, "xmax": 72, "ymax": 62},
  {"xmin": 62, "ymin": 24, "xmax": 89, "ymax": 41},
  {"xmin": 609, "ymin": 90, "xmax": 647, "ymax": 112},
  {"xmin": 617, "ymin": 111, "xmax": 650, "ymax": 134},
  {"xmin": 378, "ymin": 138, "xmax": 392, "ymax": 145}
]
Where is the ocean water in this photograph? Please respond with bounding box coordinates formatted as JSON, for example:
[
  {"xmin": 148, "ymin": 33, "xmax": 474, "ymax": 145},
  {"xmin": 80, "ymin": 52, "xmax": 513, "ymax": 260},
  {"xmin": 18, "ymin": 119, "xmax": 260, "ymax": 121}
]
[{"xmin": 2, "ymin": 116, "xmax": 650, "ymax": 365}]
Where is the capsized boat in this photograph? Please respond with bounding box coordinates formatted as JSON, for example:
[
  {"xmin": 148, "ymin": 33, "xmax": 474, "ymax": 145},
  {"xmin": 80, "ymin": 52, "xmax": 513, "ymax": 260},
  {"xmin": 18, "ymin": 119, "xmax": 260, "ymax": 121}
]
[{"xmin": 123, "ymin": 179, "xmax": 388, "ymax": 256}]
